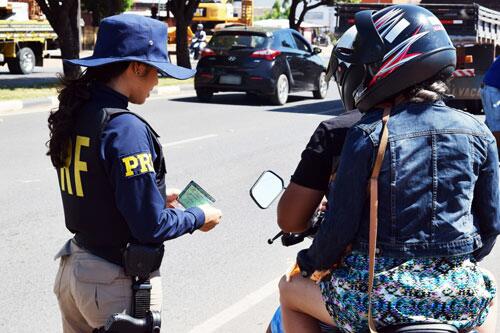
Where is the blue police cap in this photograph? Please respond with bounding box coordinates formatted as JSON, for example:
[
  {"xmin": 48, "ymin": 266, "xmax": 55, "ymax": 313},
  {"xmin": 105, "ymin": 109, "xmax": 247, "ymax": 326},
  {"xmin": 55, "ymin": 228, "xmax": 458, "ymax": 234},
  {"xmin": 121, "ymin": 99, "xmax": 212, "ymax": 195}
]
[{"xmin": 65, "ymin": 14, "xmax": 195, "ymax": 79}]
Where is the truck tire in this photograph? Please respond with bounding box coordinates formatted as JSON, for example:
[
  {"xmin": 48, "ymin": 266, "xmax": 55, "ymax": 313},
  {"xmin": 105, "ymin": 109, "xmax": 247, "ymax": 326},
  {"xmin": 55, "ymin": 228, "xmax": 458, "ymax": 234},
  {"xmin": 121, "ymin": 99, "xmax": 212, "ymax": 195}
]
[
  {"xmin": 465, "ymin": 100, "xmax": 483, "ymax": 115},
  {"xmin": 7, "ymin": 47, "xmax": 35, "ymax": 74}
]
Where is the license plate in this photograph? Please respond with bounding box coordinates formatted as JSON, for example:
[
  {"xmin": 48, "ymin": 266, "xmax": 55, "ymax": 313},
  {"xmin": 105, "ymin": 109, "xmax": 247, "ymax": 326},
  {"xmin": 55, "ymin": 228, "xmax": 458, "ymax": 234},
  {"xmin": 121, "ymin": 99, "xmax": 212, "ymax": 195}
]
[{"xmin": 219, "ymin": 75, "xmax": 242, "ymax": 85}]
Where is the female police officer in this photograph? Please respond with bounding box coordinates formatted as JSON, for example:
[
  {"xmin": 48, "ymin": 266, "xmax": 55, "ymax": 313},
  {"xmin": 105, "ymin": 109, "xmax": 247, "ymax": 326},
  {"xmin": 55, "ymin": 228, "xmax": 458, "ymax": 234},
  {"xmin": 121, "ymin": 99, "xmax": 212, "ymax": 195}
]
[{"xmin": 47, "ymin": 14, "xmax": 222, "ymax": 332}]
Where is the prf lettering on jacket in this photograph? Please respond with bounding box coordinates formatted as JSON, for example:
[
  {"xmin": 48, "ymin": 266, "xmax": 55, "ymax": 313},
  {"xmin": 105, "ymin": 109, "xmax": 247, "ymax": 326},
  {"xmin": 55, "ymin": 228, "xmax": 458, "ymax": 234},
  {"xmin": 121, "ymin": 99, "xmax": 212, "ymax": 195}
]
[
  {"xmin": 59, "ymin": 136, "xmax": 90, "ymax": 197},
  {"xmin": 121, "ymin": 152, "xmax": 154, "ymax": 177}
]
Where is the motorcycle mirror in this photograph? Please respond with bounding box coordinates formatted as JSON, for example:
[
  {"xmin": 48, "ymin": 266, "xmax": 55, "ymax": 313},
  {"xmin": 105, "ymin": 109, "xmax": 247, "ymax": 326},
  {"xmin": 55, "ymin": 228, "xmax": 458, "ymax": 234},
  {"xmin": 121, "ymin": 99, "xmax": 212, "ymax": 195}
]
[{"xmin": 249, "ymin": 170, "xmax": 285, "ymax": 209}]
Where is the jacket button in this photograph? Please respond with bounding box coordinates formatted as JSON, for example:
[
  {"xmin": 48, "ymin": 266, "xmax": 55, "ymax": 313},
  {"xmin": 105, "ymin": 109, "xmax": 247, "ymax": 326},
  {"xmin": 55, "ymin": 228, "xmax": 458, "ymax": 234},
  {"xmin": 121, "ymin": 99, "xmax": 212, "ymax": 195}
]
[{"xmin": 149, "ymin": 40, "xmax": 154, "ymax": 46}]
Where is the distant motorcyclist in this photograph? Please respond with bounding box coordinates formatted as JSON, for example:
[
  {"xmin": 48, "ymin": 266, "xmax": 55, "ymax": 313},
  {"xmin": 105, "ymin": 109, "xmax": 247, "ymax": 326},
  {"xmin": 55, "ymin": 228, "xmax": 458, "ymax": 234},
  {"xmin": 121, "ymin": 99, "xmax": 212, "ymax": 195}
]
[
  {"xmin": 190, "ymin": 23, "xmax": 207, "ymax": 59},
  {"xmin": 279, "ymin": 4, "xmax": 499, "ymax": 333}
]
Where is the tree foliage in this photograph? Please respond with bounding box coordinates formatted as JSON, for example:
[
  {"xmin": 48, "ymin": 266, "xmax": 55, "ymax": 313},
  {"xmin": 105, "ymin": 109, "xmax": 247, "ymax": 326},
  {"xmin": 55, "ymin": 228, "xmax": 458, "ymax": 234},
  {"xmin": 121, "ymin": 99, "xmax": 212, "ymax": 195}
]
[
  {"xmin": 259, "ymin": 0, "xmax": 290, "ymax": 20},
  {"xmin": 82, "ymin": 0, "xmax": 133, "ymax": 26},
  {"xmin": 35, "ymin": 0, "xmax": 81, "ymax": 78}
]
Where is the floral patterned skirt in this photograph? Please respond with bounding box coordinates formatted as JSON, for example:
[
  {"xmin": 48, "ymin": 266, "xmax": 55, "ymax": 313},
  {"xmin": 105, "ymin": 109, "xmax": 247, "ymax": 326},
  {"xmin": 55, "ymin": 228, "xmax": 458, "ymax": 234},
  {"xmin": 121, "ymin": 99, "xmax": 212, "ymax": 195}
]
[{"xmin": 319, "ymin": 251, "xmax": 496, "ymax": 333}]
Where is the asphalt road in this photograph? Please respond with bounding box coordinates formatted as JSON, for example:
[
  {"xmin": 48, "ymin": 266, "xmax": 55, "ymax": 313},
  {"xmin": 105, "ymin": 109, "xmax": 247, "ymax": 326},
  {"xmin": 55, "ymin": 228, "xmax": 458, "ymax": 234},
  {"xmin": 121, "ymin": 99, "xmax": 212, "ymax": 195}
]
[{"xmin": 0, "ymin": 87, "xmax": 498, "ymax": 333}]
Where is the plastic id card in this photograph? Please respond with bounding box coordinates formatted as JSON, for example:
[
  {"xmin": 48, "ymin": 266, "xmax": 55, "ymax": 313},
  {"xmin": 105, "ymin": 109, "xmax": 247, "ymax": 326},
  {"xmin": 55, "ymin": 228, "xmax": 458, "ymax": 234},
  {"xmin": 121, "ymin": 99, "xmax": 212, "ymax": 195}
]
[{"xmin": 178, "ymin": 180, "xmax": 216, "ymax": 209}]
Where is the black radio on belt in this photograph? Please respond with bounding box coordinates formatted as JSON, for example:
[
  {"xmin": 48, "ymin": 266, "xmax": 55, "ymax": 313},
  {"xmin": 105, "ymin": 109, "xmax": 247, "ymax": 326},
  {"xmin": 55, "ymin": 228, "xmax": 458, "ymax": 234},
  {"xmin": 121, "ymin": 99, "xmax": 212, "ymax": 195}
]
[{"xmin": 122, "ymin": 243, "xmax": 164, "ymax": 280}]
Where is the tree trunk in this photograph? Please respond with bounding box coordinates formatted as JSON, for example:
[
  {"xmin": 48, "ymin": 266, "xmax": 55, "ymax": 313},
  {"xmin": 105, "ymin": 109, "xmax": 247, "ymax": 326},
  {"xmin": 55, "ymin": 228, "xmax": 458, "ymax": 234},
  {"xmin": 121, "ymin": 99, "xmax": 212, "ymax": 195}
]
[
  {"xmin": 59, "ymin": 0, "xmax": 81, "ymax": 78},
  {"xmin": 175, "ymin": 18, "xmax": 191, "ymax": 69},
  {"xmin": 289, "ymin": 0, "xmax": 299, "ymax": 31},
  {"xmin": 36, "ymin": 0, "xmax": 81, "ymax": 78}
]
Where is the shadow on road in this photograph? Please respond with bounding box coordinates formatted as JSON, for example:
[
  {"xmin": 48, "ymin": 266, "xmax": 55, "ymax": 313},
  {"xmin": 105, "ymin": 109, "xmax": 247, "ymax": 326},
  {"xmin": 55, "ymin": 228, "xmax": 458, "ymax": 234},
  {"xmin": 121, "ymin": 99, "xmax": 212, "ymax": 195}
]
[
  {"xmin": 170, "ymin": 92, "xmax": 266, "ymax": 106},
  {"xmin": 0, "ymin": 76, "xmax": 59, "ymax": 89},
  {"xmin": 169, "ymin": 92, "xmax": 345, "ymax": 115},
  {"xmin": 266, "ymin": 99, "xmax": 345, "ymax": 116}
]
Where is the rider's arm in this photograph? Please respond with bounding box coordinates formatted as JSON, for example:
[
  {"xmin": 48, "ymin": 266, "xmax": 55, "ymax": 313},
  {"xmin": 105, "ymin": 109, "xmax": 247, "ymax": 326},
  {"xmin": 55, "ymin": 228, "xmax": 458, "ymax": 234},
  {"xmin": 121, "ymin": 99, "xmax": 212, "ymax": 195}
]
[
  {"xmin": 472, "ymin": 135, "xmax": 500, "ymax": 261},
  {"xmin": 297, "ymin": 126, "xmax": 373, "ymax": 274},
  {"xmin": 278, "ymin": 184, "xmax": 324, "ymax": 233},
  {"xmin": 100, "ymin": 114, "xmax": 205, "ymax": 244},
  {"xmin": 277, "ymin": 122, "xmax": 333, "ymax": 233}
]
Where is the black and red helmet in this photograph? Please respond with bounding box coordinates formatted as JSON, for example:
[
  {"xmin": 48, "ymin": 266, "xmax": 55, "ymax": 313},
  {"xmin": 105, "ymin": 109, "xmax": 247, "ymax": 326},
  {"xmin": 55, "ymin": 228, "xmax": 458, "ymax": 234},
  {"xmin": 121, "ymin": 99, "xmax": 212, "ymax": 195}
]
[{"xmin": 331, "ymin": 4, "xmax": 456, "ymax": 112}]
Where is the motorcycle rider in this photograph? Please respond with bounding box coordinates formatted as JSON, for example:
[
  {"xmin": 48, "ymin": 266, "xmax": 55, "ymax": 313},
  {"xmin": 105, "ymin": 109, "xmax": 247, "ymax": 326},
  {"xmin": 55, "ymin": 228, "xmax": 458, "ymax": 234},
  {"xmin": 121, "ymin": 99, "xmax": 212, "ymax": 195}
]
[
  {"xmin": 190, "ymin": 23, "xmax": 207, "ymax": 59},
  {"xmin": 276, "ymin": 27, "xmax": 365, "ymax": 234},
  {"xmin": 269, "ymin": 57, "xmax": 363, "ymax": 333},
  {"xmin": 279, "ymin": 5, "xmax": 499, "ymax": 333},
  {"xmin": 48, "ymin": 15, "xmax": 222, "ymax": 332}
]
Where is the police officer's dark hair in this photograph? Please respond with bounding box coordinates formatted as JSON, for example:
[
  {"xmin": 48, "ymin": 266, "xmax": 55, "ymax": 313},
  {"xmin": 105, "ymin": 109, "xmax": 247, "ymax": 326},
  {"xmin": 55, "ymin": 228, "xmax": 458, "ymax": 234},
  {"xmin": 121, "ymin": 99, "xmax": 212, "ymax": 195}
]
[{"xmin": 47, "ymin": 62, "xmax": 131, "ymax": 168}]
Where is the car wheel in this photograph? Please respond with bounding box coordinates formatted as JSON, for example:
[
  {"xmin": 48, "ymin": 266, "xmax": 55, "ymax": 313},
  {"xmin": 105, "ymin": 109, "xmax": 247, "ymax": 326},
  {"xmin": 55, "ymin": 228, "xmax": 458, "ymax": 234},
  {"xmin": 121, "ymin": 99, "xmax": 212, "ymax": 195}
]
[
  {"xmin": 270, "ymin": 74, "xmax": 289, "ymax": 105},
  {"xmin": 465, "ymin": 100, "xmax": 483, "ymax": 114},
  {"xmin": 196, "ymin": 89, "xmax": 213, "ymax": 102},
  {"xmin": 7, "ymin": 47, "xmax": 35, "ymax": 74},
  {"xmin": 313, "ymin": 72, "xmax": 328, "ymax": 99}
]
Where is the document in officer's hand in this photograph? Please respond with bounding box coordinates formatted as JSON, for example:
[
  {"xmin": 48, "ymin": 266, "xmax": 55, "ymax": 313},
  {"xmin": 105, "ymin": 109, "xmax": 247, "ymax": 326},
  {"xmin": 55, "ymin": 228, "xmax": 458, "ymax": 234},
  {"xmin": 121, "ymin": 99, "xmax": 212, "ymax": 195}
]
[{"xmin": 178, "ymin": 180, "xmax": 216, "ymax": 209}]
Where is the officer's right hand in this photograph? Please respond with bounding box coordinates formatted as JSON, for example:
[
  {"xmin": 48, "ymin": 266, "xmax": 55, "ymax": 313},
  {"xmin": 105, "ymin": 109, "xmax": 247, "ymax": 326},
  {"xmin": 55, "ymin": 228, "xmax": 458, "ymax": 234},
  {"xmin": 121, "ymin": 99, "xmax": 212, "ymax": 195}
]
[{"xmin": 198, "ymin": 204, "xmax": 222, "ymax": 232}]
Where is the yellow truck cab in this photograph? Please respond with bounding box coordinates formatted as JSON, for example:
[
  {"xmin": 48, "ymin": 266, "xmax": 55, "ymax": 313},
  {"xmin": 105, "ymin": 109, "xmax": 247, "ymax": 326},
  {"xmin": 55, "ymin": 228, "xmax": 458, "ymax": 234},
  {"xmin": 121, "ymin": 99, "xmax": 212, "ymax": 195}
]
[{"xmin": 192, "ymin": 0, "xmax": 239, "ymax": 31}]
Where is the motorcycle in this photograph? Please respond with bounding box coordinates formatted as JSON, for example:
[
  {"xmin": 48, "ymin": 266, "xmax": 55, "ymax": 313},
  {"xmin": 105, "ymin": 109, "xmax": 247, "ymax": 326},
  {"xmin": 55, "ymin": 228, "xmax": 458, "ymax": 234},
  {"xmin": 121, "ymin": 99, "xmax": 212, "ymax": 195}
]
[
  {"xmin": 249, "ymin": 170, "xmax": 460, "ymax": 333},
  {"xmin": 189, "ymin": 37, "xmax": 207, "ymax": 60}
]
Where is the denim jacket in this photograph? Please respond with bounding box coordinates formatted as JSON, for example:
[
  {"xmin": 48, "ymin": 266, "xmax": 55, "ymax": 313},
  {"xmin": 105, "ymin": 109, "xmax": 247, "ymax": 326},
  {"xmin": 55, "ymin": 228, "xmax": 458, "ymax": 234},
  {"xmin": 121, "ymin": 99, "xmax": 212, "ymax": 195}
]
[{"xmin": 298, "ymin": 101, "xmax": 500, "ymax": 274}]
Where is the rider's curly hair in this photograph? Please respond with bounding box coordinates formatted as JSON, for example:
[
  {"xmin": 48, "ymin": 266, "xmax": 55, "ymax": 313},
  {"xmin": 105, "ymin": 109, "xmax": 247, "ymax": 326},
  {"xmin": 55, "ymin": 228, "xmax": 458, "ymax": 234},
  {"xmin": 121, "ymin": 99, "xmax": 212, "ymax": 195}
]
[{"xmin": 46, "ymin": 62, "xmax": 130, "ymax": 168}]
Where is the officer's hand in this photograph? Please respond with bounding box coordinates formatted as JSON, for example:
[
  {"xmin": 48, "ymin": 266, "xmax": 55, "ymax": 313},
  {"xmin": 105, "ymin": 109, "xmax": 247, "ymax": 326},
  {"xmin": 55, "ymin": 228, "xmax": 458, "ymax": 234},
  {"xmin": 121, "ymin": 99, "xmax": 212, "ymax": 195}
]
[
  {"xmin": 166, "ymin": 188, "xmax": 181, "ymax": 208},
  {"xmin": 198, "ymin": 204, "xmax": 222, "ymax": 232}
]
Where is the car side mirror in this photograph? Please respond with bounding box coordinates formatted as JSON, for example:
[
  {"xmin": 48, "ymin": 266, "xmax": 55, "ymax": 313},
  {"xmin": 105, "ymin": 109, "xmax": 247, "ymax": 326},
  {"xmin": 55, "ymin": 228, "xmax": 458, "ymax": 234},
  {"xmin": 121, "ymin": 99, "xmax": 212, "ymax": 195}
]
[{"xmin": 313, "ymin": 47, "xmax": 322, "ymax": 54}]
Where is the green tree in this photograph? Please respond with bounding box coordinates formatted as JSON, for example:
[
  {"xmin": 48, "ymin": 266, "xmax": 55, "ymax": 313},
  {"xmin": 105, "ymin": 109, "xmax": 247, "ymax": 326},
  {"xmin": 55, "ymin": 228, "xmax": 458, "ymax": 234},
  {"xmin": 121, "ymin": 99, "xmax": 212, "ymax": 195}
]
[
  {"xmin": 260, "ymin": 0, "xmax": 290, "ymax": 20},
  {"xmin": 82, "ymin": 0, "xmax": 133, "ymax": 26}
]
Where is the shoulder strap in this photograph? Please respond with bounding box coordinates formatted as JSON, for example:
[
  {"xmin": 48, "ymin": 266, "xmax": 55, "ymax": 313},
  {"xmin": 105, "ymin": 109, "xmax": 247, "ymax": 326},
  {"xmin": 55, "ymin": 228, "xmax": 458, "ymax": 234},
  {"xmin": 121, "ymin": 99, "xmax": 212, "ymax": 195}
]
[
  {"xmin": 103, "ymin": 108, "xmax": 161, "ymax": 138},
  {"xmin": 368, "ymin": 106, "xmax": 391, "ymax": 333}
]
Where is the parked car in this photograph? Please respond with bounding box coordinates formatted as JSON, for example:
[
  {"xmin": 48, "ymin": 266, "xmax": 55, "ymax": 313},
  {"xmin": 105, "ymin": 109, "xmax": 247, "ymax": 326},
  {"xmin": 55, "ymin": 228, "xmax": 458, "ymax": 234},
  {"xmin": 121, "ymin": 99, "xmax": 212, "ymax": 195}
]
[{"xmin": 194, "ymin": 26, "xmax": 328, "ymax": 105}]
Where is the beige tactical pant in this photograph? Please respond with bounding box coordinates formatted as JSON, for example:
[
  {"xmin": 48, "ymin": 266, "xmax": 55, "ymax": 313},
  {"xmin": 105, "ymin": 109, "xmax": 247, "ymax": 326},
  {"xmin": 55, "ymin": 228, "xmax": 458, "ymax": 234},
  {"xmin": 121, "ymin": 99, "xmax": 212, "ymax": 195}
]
[{"xmin": 53, "ymin": 240, "xmax": 162, "ymax": 333}]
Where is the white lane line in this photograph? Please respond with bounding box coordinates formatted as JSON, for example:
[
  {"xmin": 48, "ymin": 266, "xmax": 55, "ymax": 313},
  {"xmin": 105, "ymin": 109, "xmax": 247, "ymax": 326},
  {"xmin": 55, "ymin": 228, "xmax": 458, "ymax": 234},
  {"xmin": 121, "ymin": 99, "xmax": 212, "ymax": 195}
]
[
  {"xmin": 19, "ymin": 179, "xmax": 41, "ymax": 183},
  {"xmin": 163, "ymin": 134, "xmax": 218, "ymax": 148},
  {"xmin": 188, "ymin": 276, "xmax": 281, "ymax": 333}
]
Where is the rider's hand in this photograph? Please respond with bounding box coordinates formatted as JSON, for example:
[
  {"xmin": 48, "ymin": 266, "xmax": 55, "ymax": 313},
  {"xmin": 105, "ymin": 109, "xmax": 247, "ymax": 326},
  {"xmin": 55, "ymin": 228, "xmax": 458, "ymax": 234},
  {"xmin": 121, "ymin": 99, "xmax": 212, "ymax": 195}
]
[
  {"xmin": 166, "ymin": 188, "xmax": 181, "ymax": 208},
  {"xmin": 285, "ymin": 262, "xmax": 301, "ymax": 282},
  {"xmin": 198, "ymin": 204, "xmax": 222, "ymax": 232}
]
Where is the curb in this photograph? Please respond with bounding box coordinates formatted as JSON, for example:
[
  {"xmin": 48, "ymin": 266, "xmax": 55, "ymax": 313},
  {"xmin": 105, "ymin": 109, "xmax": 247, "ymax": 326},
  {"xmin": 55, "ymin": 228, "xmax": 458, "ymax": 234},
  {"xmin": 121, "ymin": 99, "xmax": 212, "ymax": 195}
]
[{"xmin": 0, "ymin": 84, "xmax": 194, "ymax": 115}]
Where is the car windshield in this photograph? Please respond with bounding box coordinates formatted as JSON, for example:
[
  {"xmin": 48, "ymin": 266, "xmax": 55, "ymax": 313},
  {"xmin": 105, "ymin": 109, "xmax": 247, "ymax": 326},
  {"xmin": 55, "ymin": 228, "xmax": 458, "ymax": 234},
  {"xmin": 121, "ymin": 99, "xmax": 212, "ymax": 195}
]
[{"xmin": 209, "ymin": 33, "xmax": 268, "ymax": 50}]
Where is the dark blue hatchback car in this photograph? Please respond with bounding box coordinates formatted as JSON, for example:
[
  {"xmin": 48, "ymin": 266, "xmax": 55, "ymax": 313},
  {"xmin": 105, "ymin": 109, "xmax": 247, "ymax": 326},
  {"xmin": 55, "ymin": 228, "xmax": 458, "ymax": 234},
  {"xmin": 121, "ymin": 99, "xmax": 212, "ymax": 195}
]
[{"xmin": 194, "ymin": 27, "xmax": 328, "ymax": 105}]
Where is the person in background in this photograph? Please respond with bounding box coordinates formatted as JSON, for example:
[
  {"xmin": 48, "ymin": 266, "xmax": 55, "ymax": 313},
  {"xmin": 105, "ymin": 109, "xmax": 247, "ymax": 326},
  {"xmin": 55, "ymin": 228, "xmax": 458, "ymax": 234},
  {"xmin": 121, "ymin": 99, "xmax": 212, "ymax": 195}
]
[
  {"xmin": 48, "ymin": 14, "xmax": 222, "ymax": 332},
  {"xmin": 481, "ymin": 56, "xmax": 500, "ymax": 153}
]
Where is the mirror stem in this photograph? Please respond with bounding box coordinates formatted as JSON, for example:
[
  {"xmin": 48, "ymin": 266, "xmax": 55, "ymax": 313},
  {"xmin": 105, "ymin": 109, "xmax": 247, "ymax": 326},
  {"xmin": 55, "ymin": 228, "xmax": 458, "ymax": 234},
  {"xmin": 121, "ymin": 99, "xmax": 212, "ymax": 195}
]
[{"xmin": 267, "ymin": 231, "xmax": 284, "ymax": 244}]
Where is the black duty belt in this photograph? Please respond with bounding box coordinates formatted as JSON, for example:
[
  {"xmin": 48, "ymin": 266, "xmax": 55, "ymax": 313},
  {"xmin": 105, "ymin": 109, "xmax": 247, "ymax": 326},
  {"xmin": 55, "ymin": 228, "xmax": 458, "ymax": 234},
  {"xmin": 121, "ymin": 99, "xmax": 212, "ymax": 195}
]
[{"xmin": 74, "ymin": 234, "xmax": 125, "ymax": 267}]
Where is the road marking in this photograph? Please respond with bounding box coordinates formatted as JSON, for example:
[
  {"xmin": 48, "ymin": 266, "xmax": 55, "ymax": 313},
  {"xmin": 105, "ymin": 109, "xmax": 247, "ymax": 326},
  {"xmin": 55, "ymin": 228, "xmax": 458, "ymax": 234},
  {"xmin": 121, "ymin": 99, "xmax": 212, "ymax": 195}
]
[
  {"xmin": 19, "ymin": 179, "xmax": 41, "ymax": 183},
  {"xmin": 163, "ymin": 134, "xmax": 218, "ymax": 148},
  {"xmin": 188, "ymin": 276, "xmax": 281, "ymax": 333}
]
